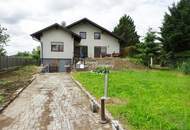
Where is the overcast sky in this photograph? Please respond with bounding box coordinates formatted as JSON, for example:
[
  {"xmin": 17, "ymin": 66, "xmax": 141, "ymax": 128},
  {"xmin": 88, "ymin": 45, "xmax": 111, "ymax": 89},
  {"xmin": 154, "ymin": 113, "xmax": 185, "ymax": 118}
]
[{"xmin": 1, "ymin": 0, "xmax": 179, "ymax": 55}]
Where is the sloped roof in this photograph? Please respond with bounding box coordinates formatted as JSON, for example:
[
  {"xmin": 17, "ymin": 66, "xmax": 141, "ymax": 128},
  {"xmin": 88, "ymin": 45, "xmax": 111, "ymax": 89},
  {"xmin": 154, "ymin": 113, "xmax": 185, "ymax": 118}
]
[
  {"xmin": 31, "ymin": 23, "xmax": 81, "ymax": 41},
  {"xmin": 66, "ymin": 18, "xmax": 125, "ymax": 42}
]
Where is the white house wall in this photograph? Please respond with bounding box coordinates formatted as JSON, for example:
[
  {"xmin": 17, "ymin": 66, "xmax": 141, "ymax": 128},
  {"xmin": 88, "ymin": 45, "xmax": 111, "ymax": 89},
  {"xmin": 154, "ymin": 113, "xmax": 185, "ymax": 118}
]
[
  {"xmin": 40, "ymin": 28, "xmax": 74, "ymax": 59},
  {"xmin": 69, "ymin": 23, "xmax": 120, "ymax": 58}
]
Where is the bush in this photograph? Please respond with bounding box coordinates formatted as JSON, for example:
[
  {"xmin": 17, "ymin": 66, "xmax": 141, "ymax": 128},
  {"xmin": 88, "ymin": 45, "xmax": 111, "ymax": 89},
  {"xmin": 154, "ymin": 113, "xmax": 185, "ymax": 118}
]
[
  {"xmin": 94, "ymin": 66, "xmax": 110, "ymax": 73},
  {"xmin": 178, "ymin": 60, "xmax": 190, "ymax": 74},
  {"xmin": 121, "ymin": 46, "xmax": 137, "ymax": 57}
]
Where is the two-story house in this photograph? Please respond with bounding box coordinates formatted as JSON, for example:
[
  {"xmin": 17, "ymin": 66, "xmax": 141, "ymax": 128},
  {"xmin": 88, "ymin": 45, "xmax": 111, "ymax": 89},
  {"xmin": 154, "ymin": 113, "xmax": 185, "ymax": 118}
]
[{"xmin": 31, "ymin": 18, "xmax": 122, "ymax": 72}]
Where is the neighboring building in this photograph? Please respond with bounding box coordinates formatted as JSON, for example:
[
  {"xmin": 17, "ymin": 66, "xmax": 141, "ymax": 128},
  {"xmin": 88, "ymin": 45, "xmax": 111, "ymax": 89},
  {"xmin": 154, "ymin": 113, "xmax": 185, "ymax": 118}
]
[{"xmin": 31, "ymin": 18, "xmax": 123, "ymax": 72}]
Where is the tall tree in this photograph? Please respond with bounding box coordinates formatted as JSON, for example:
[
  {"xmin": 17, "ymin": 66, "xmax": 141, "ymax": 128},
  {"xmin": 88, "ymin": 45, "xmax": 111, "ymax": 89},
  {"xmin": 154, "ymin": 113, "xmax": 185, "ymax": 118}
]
[
  {"xmin": 137, "ymin": 28, "xmax": 160, "ymax": 66},
  {"xmin": 0, "ymin": 25, "xmax": 9, "ymax": 56},
  {"xmin": 113, "ymin": 14, "xmax": 140, "ymax": 48},
  {"xmin": 161, "ymin": 0, "xmax": 190, "ymax": 53}
]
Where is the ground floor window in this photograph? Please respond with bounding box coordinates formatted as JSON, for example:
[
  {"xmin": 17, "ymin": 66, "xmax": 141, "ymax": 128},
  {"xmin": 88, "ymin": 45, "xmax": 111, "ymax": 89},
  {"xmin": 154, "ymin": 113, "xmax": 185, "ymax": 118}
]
[{"xmin": 94, "ymin": 46, "xmax": 107, "ymax": 57}]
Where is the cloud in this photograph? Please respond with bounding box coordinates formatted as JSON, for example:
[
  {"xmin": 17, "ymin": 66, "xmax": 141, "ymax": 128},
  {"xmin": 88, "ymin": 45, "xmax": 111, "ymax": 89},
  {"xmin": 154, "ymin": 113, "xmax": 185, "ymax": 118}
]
[{"xmin": 0, "ymin": 1, "xmax": 30, "ymax": 24}]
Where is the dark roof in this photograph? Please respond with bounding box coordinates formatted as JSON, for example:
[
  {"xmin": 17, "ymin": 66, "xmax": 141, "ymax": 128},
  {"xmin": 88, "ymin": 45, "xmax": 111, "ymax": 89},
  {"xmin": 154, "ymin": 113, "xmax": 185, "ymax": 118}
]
[
  {"xmin": 31, "ymin": 23, "xmax": 81, "ymax": 41},
  {"xmin": 66, "ymin": 18, "xmax": 125, "ymax": 42}
]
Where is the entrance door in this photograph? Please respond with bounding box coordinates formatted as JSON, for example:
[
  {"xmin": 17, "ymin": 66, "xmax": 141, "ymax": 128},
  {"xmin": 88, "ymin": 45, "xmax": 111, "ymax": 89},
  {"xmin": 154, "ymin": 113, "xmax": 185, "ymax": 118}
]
[{"xmin": 80, "ymin": 46, "xmax": 88, "ymax": 58}]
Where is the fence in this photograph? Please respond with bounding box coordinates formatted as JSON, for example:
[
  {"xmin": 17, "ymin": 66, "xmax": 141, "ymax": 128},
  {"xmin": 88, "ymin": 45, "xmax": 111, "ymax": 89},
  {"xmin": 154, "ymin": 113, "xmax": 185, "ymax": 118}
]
[{"xmin": 0, "ymin": 56, "xmax": 37, "ymax": 71}]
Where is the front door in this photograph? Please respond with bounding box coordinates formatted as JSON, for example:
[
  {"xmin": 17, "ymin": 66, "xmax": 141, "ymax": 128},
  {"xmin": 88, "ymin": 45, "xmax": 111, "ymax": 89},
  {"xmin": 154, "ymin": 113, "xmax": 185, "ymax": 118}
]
[{"xmin": 80, "ymin": 46, "xmax": 88, "ymax": 58}]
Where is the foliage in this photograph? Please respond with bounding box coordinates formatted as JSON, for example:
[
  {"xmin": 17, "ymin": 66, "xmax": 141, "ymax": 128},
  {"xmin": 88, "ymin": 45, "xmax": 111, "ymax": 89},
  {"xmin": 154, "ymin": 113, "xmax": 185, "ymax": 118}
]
[
  {"xmin": 0, "ymin": 25, "xmax": 9, "ymax": 56},
  {"xmin": 137, "ymin": 28, "xmax": 161, "ymax": 66},
  {"xmin": 73, "ymin": 70, "xmax": 190, "ymax": 130},
  {"xmin": 94, "ymin": 66, "xmax": 110, "ymax": 74},
  {"xmin": 161, "ymin": 0, "xmax": 190, "ymax": 54},
  {"xmin": 32, "ymin": 46, "xmax": 40, "ymax": 62},
  {"xmin": 15, "ymin": 46, "xmax": 40, "ymax": 64},
  {"xmin": 120, "ymin": 46, "xmax": 137, "ymax": 57},
  {"xmin": 175, "ymin": 50, "xmax": 190, "ymax": 57},
  {"xmin": 16, "ymin": 51, "xmax": 32, "ymax": 58},
  {"xmin": 178, "ymin": 60, "xmax": 190, "ymax": 74},
  {"xmin": 113, "ymin": 14, "xmax": 140, "ymax": 48},
  {"xmin": 159, "ymin": 50, "xmax": 173, "ymax": 67},
  {"xmin": 0, "ymin": 94, "xmax": 4, "ymax": 104}
]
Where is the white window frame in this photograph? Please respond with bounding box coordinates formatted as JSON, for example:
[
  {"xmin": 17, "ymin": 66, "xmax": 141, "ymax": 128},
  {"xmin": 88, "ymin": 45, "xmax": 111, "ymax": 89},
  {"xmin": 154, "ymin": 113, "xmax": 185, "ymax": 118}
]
[{"xmin": 51, "ymin": 42, "xmax": 64, "ymax": 52}]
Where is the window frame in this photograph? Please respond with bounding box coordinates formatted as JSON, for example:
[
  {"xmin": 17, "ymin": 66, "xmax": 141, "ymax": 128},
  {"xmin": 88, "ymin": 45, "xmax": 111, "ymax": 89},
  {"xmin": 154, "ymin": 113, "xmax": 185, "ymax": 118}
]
[
  {"xmin": 79, "ymin": 32, "xmax": 87, "ymax": 39},
  {"xmin": 51, "ymin": 42, "xmax": 64, "ymax": 52},
  {"xmin": 94, "ymin": 32, "xmax": 101, "ymax": 40}
]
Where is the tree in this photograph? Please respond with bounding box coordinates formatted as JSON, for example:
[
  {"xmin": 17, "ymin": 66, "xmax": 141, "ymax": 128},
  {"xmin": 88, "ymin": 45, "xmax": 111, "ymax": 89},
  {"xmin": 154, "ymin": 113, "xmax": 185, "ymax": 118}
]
[
  {"xmin": 137, "ymin": 28, "xmax": 160, "ymax": 66},
  {"xmin": 161, "ymin": 0, "xmax": 190, "ymax": 53},
  {"xmin": 113, "ymin": 14, "xmax": 140, "ymax": 48},
  {"xmin": 16, "ymin": 51, "xmax": 31, "ymax": 57},
  {"xmin": 32, "ymin": 46, "xmax": 40, "ymax": 62},
  {"xmin": 0, "ymin": 25, "xmax": 9, "ymax": 56}
]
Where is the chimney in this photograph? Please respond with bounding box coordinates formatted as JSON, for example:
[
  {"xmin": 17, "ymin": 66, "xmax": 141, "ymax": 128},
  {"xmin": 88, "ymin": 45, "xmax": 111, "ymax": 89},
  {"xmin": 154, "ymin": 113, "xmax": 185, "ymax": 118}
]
[{"xmin": 61, "ymin": 21, "xmax": 66, "ymax": 27}]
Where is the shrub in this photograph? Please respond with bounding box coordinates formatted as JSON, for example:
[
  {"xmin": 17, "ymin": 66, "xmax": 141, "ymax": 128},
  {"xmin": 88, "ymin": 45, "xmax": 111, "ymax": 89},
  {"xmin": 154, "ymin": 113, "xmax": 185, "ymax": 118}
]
[
  {"xmin": 121, "ymin": 46, "xmax": 137, "ymax": 57},
  {"xmin": 178, "ymin": 60, "xmax": 190, "ymax": 74},
  {"xmin": 94, "ymin": 66, "xmax": 110, "ymax": 74}
]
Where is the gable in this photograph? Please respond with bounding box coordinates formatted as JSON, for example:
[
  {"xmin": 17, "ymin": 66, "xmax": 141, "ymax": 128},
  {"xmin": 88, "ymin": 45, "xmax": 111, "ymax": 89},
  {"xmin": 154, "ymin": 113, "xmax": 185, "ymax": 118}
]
[
  {"xmin": 66, "ymin": 18, "xmax": 124, "ymax": 42},
  {"xmin": 31, "ymin": 23, "xmax": 81, "ymax": 42}
]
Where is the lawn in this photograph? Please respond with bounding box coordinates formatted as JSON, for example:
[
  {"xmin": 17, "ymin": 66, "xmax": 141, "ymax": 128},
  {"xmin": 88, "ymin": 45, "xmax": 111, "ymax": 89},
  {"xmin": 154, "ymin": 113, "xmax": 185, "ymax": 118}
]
[
  {"xmin": 73, "ymin": 70, "xmax": 190, "ymax": 130},
  {"xmin": 0, "ymin": 65, "xmax": 38, "ymax": 105}
]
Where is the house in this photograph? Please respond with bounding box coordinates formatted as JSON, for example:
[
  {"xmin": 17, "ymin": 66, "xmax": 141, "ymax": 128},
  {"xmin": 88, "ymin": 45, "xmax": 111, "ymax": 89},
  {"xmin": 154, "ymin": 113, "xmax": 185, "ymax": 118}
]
[{"xmin": 31, "ymin": 18, "xmax": 123, "ymax": 72}]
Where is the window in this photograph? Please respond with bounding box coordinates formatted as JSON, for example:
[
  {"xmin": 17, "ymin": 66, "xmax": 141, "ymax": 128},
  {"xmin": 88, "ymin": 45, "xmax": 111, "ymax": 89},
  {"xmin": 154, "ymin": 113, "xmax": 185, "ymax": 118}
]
[
  {"xmin": 79, "ymin": 32, "xmax": 86, "ymax": 39},
  {"xmin": 94, "ymin": 46, "xmax": 107, "ymax": 57},
  {"xmin": 51, "ymin": 42, "xmax": 64, "ymax": 52},
  {"xmin": 101, "ymin": 46, "xmax": 107, "ymax": 54},
  {"xmin": 94, "ymin": 32, "xmax": 101, "ymax": 39}
]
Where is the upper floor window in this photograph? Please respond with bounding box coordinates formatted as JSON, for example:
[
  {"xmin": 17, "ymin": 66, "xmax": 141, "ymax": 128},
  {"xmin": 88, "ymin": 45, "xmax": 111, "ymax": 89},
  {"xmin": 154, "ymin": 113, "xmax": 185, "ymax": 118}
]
[
  {"xmin": 51, "ymin": 42, "xmax": 64, "ymax": 52},
  {"xmin": 94, "ymin": 32, "xmax": 101, "ymax": 39},
  {"xmin": 79, "ymin": 32, "xmax": 86, "ymax": 39}
]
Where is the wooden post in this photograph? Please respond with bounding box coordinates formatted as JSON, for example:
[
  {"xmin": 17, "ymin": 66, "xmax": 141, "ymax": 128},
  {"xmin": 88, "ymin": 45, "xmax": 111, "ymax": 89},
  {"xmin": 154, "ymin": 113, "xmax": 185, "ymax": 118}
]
[{"xmin": 100, "ymin": 97, "xmax": 108, "ymax": 124}]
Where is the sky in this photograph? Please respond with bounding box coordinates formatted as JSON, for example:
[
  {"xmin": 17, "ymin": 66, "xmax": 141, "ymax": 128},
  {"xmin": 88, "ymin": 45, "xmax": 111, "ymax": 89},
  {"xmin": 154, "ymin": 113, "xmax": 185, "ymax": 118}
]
[{"xmin": 0, "ymin": 0, "xmax": 179, "ymax": 55}]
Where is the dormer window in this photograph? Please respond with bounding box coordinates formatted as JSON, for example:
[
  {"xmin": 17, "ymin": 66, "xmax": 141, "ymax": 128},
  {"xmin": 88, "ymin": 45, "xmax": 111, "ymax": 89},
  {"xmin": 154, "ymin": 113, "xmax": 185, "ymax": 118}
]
[
  {"xmin": 79, "ymin": 32, "xmax": 86, "ymax": 39},
  {"xmin": 94, "ymin": 32, "xmax": 101, "ymax": 39}
]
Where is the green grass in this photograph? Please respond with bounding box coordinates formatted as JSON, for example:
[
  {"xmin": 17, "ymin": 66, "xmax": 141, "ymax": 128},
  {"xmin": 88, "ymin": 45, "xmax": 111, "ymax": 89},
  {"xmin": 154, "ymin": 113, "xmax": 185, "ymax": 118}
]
[{"xmin": 73, "ymin": 70, "xmax": 190, "ymax": 130}]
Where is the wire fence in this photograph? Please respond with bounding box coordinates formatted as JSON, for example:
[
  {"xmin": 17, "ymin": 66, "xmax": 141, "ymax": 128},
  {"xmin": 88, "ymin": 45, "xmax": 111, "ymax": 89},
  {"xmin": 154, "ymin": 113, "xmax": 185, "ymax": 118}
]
[{"xmin": 0, "ymin": 56, "xmax": 38, "ymax": 71}]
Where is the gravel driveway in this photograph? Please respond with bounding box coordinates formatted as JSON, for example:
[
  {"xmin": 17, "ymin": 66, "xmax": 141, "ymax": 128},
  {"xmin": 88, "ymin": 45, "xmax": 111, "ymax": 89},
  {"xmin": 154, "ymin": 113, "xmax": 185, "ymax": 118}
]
[{"xmin": 0, "ymin": 73, "xmax": 112, "ymax": 130}]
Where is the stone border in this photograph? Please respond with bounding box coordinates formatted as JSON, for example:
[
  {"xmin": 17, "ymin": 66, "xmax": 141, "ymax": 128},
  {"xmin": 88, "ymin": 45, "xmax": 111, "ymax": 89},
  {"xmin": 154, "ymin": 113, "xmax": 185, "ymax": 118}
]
[
  {"xmin": 0, "ymin": 74, "xmax": 37, "ymax": 113},
  {"xmin": 71, "ymin": 75, "xmax": 125, "ymax": 130}
]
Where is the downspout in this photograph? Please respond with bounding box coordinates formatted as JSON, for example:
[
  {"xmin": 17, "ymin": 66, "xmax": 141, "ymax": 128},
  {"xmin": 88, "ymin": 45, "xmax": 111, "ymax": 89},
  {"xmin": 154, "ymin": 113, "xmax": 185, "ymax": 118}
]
[{"xmin": 40, "ymin": 41, "xmax": 43, "ymax": 65}]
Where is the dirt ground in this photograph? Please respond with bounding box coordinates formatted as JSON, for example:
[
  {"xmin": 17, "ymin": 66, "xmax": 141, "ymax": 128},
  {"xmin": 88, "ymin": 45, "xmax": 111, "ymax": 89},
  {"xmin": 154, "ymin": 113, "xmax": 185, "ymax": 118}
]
[
  {"xmin": 0, "ymin": 65, "xmax": 38, "ymax": 106},
  {"xmin": 85, "ymin": 57, "xmax": 146, "ymax": 70}
]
